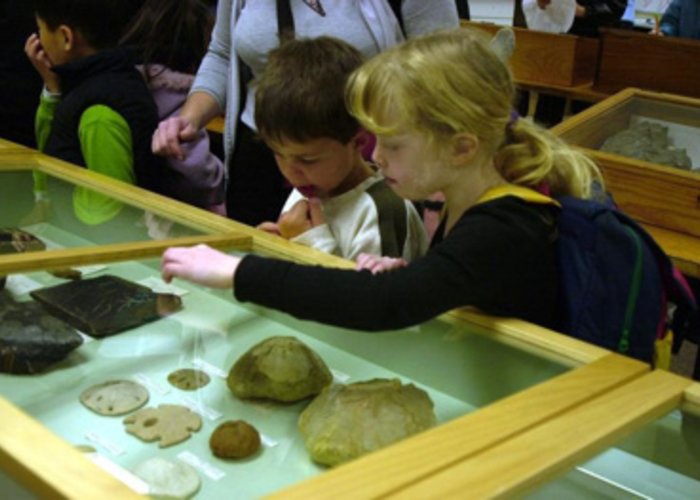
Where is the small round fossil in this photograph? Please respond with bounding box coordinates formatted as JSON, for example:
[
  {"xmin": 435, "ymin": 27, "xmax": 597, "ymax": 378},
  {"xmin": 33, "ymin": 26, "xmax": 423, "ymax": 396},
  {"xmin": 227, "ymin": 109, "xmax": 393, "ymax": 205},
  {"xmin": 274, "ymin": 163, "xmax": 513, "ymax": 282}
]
[
  {"xmin": 132, "ymin": 457, "xmax": 200, "ymax": 499},
  {"xmin": 209, "ymin": 420, "xmax": 261, "ymax": 459},
  {"xmin": 80, "ymin": 380, "xmax": 149, "ymax": 416},
  {"xmin": 167, "ymin": 368, "xmax": 210, "ymax": 391}
]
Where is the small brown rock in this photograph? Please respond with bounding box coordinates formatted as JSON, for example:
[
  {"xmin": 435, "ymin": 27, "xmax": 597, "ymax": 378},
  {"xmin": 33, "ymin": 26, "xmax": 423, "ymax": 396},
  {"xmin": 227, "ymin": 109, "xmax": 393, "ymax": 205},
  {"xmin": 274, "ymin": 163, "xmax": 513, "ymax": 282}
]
[{"xmin": 209, "ymin": 420, "xmax": 261, "ymax": 459}]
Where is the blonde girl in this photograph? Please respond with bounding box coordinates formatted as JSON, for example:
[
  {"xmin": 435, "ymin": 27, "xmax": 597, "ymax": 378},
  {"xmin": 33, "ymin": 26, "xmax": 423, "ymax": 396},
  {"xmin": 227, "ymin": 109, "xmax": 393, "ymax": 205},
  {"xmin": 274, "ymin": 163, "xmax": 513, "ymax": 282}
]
[{"xmin": 161, "ymin": 28, "xmax": 603, "ymax": 332}]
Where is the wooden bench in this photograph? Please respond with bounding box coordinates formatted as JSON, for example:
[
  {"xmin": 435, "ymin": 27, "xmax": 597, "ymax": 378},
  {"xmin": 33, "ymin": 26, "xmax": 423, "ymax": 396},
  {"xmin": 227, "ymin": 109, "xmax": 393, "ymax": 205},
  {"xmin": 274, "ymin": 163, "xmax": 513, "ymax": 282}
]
[{"xmin": 595, "ymin": 28, "xmax": 700, "ymax": 99}]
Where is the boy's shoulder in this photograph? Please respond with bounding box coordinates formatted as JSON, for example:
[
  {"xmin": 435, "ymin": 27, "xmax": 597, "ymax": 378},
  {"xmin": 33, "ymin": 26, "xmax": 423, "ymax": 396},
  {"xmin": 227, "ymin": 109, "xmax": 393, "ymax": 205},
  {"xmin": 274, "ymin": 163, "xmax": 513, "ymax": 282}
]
[{"xmin": 55, "ymin": 48, "xmax": 149, "ymax": 99}]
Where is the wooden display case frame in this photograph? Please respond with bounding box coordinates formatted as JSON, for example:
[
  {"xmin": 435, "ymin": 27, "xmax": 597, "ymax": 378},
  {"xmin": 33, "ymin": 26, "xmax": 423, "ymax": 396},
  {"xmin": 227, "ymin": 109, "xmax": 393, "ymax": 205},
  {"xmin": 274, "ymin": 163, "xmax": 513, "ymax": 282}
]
[
  {"xmin": 551, "ymin": 88, "xmax": 700, "ymax": 277},
  {"xmin": 0, "ymin": 146, "xmax": 697, "ymax": 498}
]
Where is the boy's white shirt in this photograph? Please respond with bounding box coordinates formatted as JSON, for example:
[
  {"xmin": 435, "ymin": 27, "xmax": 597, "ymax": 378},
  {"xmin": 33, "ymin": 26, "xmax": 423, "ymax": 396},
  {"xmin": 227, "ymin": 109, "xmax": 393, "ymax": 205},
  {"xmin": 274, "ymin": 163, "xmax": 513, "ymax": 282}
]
[{"xmin": 281, "ymin": 172, "xmax": 428, "ymax": 262}]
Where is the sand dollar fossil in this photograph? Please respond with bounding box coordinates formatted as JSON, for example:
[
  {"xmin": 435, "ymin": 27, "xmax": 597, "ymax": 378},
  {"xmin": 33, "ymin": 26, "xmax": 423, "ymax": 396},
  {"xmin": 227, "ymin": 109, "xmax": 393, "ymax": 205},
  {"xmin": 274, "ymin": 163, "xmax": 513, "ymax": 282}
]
[
  {"xmin": 167, "ymin": 368, "xmax": 210, "ymax": 391},
  {"xmin": 227, "ymin": 336, "xmax": 332, "ymax": 402},
  {"xmin": 209, "ymin": 420, "xmax": 261, "ymax": 459},
  {"xmin": 80, "ymin": 380, "xmax": 149, "ymax": 416},
  {"xmin": 123, "ymin": 404, "xmax": 202, "ymax": 447},
  {"xmin": 131, "ymin": 457, "xmax": 200, "ymax": 499}
]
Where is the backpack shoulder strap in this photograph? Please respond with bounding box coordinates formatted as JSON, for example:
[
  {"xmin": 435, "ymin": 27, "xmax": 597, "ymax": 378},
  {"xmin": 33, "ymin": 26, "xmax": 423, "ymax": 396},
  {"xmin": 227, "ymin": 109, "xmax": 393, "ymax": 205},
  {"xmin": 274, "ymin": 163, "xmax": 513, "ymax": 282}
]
[
  {"xmin": 276, "ymin": 0, "xmax": 294, "ymax": 41},
  {"xmin": 476, "ymin": 184, "xmax": 560, "ymax": 208},
  {"xmin": 386, "ymin": 0, "xmax": 405, "ymax": 36}
]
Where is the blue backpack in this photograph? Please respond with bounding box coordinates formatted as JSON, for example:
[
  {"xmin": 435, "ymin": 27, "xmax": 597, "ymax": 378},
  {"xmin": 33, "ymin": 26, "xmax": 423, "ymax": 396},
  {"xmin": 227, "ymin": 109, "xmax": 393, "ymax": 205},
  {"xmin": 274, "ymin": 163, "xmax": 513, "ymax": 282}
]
[{"xmin": 493, "ymin": 185, "xmax": 697, "ymax": 364}]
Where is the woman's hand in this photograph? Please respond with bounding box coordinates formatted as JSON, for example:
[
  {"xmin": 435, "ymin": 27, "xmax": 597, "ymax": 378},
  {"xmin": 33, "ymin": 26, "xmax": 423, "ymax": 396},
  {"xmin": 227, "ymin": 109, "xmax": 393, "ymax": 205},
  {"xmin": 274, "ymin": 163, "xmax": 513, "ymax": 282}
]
[
  {"xmin": 152, "ymin": 116, "xmax": 199, "ymax": 160},
  {"xmin": 355, "ymin": 253, "xmax": 408, "ymax": 274},
  {"xmin": 161, "ymin": 244, "xmax": 240, "ymax": 289},
  {"xmin": 24, "ymin": 34, "xmax": 59, "ymax": 93}
]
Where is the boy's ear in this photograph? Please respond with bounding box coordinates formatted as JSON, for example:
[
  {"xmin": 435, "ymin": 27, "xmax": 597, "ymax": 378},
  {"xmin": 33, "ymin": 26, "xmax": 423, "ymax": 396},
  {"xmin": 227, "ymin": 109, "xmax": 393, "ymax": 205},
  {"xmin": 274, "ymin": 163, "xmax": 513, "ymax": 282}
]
[
  {"xmin": 350, "ymin": 129, "xmax": 370, "ymax": 152},
  {"xmin": 58, "ymin": 24, "xmax": 75, "ymax": 51},
  {"xmin": 449, "ymin": 132, "xmax": 479, "ymax": 166}
]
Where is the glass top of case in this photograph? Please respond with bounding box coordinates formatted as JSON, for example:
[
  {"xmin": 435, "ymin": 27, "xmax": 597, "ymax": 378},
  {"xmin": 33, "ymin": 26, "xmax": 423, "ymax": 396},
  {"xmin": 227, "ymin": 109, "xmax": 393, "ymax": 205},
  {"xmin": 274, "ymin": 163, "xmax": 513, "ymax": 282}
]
[
  {"xmin": 0, "ymin": 242, "xmax": 569, "ymax": 498},
  {"xmin": 559, "ymin": 94, "xmax": 700, "ymax": 173},
  {"xmin": 1, "ymin": 169, "xmax": 205, "ymax": 249},
  {"xmin": 527, "ymin": 408, "xmax": 700, "ymax": 499}
]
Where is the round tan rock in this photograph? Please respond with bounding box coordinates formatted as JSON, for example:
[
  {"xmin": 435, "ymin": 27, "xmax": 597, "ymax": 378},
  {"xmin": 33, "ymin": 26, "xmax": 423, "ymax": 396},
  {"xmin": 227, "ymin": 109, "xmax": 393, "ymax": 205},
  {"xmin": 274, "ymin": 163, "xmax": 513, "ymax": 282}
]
[{"xmin": 227, "ymin": 336, "xmax": 332, "ymax": 402}]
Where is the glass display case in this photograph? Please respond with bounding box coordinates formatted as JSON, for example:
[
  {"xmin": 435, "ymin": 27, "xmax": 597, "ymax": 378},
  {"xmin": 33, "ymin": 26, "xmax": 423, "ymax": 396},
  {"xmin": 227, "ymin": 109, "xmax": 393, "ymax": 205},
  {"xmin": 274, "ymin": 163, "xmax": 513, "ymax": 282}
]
[
  {"xmin": 552, "ymin": 88, "xmax": 700, "ymax": 239},
  {"xmin": 355, "ymin": 371, "xmax": 697, "ymax": 499},
  {"xmin": 527, "ymin": 383, "xmax": 700, "ymax": 499},
  {"xmin": 0, "ymin": 143, "xmax": 695, "ymax": 498}
]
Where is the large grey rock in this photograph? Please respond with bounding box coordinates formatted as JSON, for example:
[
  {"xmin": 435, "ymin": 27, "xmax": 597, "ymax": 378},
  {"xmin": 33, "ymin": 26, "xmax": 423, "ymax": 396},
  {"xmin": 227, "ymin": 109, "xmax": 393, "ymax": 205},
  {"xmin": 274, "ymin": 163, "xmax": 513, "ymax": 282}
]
[{"xmin": 0, "ymin": 294, "xmax": 82, "ymax": 374}]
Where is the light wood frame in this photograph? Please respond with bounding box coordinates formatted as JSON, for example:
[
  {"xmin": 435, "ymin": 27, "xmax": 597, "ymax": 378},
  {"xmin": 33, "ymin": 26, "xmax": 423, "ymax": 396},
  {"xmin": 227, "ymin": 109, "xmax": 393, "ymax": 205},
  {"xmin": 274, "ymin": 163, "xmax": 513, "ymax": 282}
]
[{"xmin": 0, "ymin": 145, "xmax": 698, "ymax": 498}]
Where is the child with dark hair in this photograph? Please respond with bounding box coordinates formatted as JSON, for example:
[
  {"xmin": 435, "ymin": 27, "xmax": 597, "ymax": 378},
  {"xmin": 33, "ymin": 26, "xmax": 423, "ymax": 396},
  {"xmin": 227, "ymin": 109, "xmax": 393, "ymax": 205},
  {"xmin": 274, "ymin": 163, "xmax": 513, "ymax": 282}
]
[
  {"xmin": 254, "ymin": 37, "xmax": 427, "ymax": 261},
  {"xmin": 25, "ymin": 0, "xmax": 168, "ymax": 225},
  {"xmin": 121, "ymin": 0, "xmax": 226, "ymax": 214}
]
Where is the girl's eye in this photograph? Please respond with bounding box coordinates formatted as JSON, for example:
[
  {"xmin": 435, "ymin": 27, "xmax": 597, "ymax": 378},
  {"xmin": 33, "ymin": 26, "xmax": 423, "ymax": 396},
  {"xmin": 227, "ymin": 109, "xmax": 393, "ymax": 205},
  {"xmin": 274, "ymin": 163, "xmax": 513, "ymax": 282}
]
[
  {"xmin": 299, "ymin": 157, "xmax": 318, "ymax": 165},
  {"xmin": 377, "ymin": 137, "xmax": 401, "ymax": 151}
]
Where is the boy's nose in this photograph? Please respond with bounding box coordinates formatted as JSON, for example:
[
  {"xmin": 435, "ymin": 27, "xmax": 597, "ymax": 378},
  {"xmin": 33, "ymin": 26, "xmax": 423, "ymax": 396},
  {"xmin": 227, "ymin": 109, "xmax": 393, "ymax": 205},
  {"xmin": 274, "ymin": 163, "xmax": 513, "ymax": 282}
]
[
  {"xmin": 371, "ymin": 149, "xmax": 386, "ymax": 170},
  {"xmin": 283, "ymin": 164, "xmax": 308, "ymax": 184}
]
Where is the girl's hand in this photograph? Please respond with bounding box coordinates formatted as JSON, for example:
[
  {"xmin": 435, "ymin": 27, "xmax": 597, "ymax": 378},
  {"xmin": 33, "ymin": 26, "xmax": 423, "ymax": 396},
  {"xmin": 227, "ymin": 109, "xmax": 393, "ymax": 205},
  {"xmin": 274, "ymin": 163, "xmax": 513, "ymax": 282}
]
[
  {"xmin": 161, "ymin": 244, "xmax": 240, "ymax": 289},
  {"xmin": 355, "ymin": 253, "xmax": 408, "ymax": 274},
  {"xmin": 24, "ymin": 33, "xmax": 59, "ymax": 93},
  {"xmin": 537, "ymin": 0, "xmax": 552, "ymax": 9}
]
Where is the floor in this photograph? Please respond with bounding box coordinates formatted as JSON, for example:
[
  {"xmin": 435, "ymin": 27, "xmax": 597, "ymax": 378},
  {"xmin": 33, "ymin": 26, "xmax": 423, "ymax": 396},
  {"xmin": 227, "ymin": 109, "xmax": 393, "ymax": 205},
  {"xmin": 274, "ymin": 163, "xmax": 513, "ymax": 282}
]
[{"xmin": 671, "ymin": 341, "xmax": 698, "ymax": 380}]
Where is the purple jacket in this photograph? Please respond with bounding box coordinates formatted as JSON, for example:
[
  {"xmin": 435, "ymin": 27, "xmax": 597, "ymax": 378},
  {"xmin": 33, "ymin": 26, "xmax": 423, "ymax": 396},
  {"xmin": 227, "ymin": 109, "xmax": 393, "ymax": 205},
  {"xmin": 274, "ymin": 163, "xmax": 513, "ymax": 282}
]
[{"xmin": 143, "ymin": 65, "xmax": 225, "ymax": 210}]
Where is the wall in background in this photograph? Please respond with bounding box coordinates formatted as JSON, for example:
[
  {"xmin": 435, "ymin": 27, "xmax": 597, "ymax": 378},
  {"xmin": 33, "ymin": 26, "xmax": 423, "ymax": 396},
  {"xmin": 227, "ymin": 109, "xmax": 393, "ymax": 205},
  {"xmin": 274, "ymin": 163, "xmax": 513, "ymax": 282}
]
[{"xmin": 469, "ymin": 0, "xmax": 513, "ymax": 25}]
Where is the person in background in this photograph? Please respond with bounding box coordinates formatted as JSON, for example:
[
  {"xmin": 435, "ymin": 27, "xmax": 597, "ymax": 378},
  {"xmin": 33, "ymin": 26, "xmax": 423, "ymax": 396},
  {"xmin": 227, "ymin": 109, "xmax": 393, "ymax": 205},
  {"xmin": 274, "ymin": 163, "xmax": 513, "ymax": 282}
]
[
  {"xmin": 254, "ymin": 36, "xmax": 427, "ymax": 262},
  {"xmin": 160, "ymin": 28, "xmax": 603, "ymax": 333},
  {"xmin": 657, "ymin": 0, "xmax": 700, "ymax": 40},
  {"xmin": 25, "ymin": 0, "xmax": 160, "ymax": 225},
  {"xmin": 620, "ymin": 0, "xmax": 636, "ymax": 29},
  {"xmin": 0, "ymin": 1, "xmax": 43, "ymax": 148},
  {"xmin": 533, "ymin": 1, "xmax": 627, "ymax": 36},
  {"xmin": 121, "ymin": 0, "xmax": 227, "ymax": 215},
  {"xmin": 151, "ymin": 0, "xmax": 460, "ymax": 227}
]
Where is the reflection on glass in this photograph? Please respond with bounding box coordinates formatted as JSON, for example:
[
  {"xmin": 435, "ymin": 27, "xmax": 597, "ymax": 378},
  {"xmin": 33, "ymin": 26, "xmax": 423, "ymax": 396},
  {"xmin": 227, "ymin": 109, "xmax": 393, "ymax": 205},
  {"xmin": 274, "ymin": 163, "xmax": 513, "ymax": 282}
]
[
  {"xmin": 560, "ymin": 96, "xmax": 700, "ymax": 173},
  {"xmin": 0, "ymin": 169, "xmax": 203, "ymax": 249},
  {"xmin": 597, "ymin": 99, "xmax": 700, "ymax": 172},
  {"xmin": 528, "ymin": 409, "xmax": 700, "ymax": 499}
]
